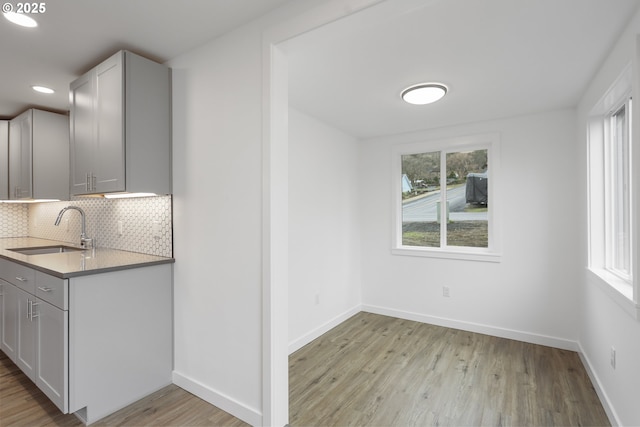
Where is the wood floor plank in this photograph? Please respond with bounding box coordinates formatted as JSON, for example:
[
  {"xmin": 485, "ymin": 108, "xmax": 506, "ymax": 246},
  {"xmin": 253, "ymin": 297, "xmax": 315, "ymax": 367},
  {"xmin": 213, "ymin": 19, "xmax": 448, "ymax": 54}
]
[
  {"xmin": 1, "ymin": 311, "xmax": 611, "ymax": 426},
  {"xmin": 289, "ymin": 312, "xmax": 610, "ymax": 427},
  {"xmin": 0, "ymin": 350, "xmax": 248, "ymax": 427}
]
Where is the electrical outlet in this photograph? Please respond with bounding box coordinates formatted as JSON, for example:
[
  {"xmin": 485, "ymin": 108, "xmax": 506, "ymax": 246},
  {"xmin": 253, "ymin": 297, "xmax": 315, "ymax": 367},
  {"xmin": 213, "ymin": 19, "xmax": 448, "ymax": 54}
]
[
  {"xmin": 610, "ymin": 347, "xmax": 616, "ymax": 369},
  {"xmin": 117, "ymin": 220, "xmax": 123, "ymax": 236},
  {"xmin": 443, "ymin": 286, "xmax": 450, "ymax": 297}
]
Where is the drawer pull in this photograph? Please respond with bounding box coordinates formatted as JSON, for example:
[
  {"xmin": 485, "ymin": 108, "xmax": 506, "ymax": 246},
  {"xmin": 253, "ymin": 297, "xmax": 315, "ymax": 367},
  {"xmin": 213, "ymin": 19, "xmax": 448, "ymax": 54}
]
[
  {"xmin": 15, "ymin": 276, "xmax": 28, "ymax": 282},
  {"xmin": 38, "ymin": 286, "xmax": 52, "ymax": 292}
]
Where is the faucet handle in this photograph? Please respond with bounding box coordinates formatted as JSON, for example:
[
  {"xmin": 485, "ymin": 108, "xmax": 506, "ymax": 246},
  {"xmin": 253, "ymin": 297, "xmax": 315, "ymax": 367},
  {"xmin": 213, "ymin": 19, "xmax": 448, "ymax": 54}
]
[{"xmin": 81, "ymin": 236, "xmax": 94, "ymax": 249}]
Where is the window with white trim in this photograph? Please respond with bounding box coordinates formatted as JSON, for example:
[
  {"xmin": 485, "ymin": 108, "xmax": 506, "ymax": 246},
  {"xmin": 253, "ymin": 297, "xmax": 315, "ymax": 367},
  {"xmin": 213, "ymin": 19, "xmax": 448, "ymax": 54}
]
[
  {"xmin": 606, "ymin": 98, "xmax": 633, "ymax": 282},
  {"xmin": 392, "ymin": 133, "xmax": 501, "ymax": 262},
  {"xmin": 587, "ymin": 64, "xmax": 636, "ymax": 309}
]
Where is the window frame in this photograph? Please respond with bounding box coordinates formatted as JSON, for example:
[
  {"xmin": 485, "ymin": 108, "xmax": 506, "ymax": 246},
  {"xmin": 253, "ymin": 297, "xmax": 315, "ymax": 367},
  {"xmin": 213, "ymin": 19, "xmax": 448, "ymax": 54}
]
[
  {"xmin": 587, "ymin": 63, "xmax": 639, "ymax": 318},
  {"xmin": 604, "ymin": 97, "xmax": 633, "ymax": 282},
  {"xmin": 391, "ymin": 133, "xmax": 502, "ymax": 262}
]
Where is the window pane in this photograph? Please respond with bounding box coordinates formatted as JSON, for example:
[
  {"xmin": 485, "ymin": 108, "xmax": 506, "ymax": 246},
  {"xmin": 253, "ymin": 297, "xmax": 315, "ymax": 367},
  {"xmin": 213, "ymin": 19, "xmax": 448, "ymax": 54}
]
[
  {"xmin": 610, "ymin": 103, "xmax": 631, "ymax": 276},
  {"xmin": 401, "ymin": 152, "xmax": 440, "ymax": 247},
  {"xmin": 446, "ymin": 149, "xmax": 488, "ymax": 248}
]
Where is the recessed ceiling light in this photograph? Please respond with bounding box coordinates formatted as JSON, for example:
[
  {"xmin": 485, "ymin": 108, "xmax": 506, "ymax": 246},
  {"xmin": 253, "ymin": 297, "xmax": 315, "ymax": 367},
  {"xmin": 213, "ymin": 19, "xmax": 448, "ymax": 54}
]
[
  {"xmin": 401, "ymin": 83, "xmax": 448, "ymax": 105},
  {"xmin": 3, "ymin": 11, "xmax": 38, "ymax": 28},
  {"xmin": 32, "ymin": 85, "xmax": 55, "ymax": 94}
]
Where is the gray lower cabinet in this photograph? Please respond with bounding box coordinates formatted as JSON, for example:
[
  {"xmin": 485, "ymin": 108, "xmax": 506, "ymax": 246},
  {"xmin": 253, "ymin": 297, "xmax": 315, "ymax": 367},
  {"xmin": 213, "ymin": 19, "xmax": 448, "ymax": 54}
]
[
  {"xmin": 36, "ymin": 294, "xmax": 68, "ymax": 411},
  {"xmin": 15, "ymin": 285, "xmax": 37, "ymax": 380},
  {"xmin": 1, "ymin": 279, "xmax": 18, "ymax": 360},
  {"xmin": 0, "ymin": 261, "xmax": 68, "ymax": 412},
  {"xmin": 0, "ymin": 259, "xmax": 172, "ymax": 423}
]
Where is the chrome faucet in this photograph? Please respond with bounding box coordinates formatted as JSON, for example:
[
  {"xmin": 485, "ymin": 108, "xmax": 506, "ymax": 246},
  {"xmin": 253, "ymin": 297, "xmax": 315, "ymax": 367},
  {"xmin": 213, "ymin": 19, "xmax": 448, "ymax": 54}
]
[{"xmin": 54, "ymin": 206, "xmax": 93, "ymax": 248}]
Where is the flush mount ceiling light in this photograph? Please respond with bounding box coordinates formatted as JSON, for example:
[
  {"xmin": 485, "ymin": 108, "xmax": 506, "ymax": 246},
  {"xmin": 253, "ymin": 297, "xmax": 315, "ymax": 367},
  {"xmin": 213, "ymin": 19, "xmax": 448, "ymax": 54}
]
[
  {"xmin": 32, "ymin": 85, "xmax": 54, "ymax": 94},
  {"xmin": 3, "ymin": 11, "xmax": 38, "ymax": 28},
  {"xmin": 401, "ymin": 83, "xmax": 448, "ymax": 105}
]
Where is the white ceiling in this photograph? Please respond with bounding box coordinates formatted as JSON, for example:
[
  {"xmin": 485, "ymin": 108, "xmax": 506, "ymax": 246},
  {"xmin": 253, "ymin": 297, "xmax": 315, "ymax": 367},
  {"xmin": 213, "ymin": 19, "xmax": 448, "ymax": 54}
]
[
  {"xmin": 0, "ymin": 0, "xmax": 291, "ymax": 119},
  {"xmin": 286, "ymin": 0, "xmax": 640, "ymax": 139},
  {"xmin": 1, "ymin": 0, "xmax": 639, "ymax": 140}
]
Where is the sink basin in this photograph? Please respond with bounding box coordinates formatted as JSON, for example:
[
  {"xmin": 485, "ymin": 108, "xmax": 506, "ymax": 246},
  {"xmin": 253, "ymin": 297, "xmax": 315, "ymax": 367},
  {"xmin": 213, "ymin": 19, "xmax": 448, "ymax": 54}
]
[{"xmin": 8, "ymin": 245, "xmax": 85, "ymax": 255}]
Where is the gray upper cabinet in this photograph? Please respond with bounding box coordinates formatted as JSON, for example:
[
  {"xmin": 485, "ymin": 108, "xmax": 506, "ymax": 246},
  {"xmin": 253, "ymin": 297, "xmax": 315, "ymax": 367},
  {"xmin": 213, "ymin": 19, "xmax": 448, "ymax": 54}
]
[
  {"xmin": 69, "ymin": 50, "xmax": 171, "ymax": 196},
  {"xmin": 8, "ymin": 109, "xmax": 69, "ymax": 201},
  {"xmin": 0, "ymin": 121, "xmax": 8, "ymax": 199}
]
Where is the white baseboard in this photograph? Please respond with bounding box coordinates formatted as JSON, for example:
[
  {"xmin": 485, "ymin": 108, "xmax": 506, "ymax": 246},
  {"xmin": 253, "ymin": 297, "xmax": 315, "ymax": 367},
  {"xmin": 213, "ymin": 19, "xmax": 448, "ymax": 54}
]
[
  {"xmin": 173, "ymin": 305, "xmax": 591, "ymax": 427},
  {"xmin": 577, "ymin": 343, "xmax": 620, "ymax": 426},
  {"xmin": 172, "ymin": 371, "xmax": 262, "ymax": 427},
  {"xmin": 361, "ymin": 304, "xmax": 579, "ymax": 351},
  {"xmin": 288, "ymin": 304, "xmax": 361, "ymax": 354}
]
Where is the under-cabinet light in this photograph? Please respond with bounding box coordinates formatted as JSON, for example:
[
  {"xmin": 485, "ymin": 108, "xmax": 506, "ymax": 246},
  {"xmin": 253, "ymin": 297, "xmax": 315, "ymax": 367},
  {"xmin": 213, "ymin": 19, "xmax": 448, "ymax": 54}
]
[
  {"xmin": 102, "ymin": 193, "xmax": 158, "ymax": 199},
  {"xmin": 0, "ymin": 199, "xmax": 60, "ymax": 203}
]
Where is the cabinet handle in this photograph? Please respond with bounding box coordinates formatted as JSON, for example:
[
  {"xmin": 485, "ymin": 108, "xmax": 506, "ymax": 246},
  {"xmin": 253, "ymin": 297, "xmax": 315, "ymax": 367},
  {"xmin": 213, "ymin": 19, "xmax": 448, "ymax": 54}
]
[
  {"xmin": 30, "ymin": 301, "xmax": 39, "ymax": 320},
  {"xmin": 27, "ymin": 299, "xmax": 39, "ymax": 321},
  {"xmin": 86, "ymin": 173, "xmax": 91, "ymax": 191},
  {"xmin": 15, "ymin": 276, "xmax": 28, "ymax": 282},
  {"xmin": 92, "ymin": 174, "xmax": 96, "ymax": 191},
  {"xmin": 37, "ymin": 286, "xmax": 52, "ymax": 292}
]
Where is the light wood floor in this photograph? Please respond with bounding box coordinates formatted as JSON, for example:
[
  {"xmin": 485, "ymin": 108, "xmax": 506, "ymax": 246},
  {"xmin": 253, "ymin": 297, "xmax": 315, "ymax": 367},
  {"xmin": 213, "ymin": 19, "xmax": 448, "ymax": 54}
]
[
  {"xmin": 0, "ymin": 351, "xmax": 248, "ymax": 427},
  {"xmin": 289, "ymin": 312, "xmax": 610, "ymax": 426},
  {"xmin": 1, "ymin": 312, "xmax": 609, "ymax": 426}
]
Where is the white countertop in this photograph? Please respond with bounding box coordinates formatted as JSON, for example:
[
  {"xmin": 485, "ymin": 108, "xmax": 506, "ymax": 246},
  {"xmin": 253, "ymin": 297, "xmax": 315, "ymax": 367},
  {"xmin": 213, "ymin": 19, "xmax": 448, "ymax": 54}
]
[{"xmin": 0, "ymin": 237, "xmax": 174, "ymax": 278}]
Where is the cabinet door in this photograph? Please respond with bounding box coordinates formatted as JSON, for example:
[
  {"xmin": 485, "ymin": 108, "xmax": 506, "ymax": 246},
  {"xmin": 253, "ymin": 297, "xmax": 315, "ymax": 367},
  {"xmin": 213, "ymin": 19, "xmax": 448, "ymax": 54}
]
[
  {"xmin": 9, "ymin": 111, "xmax": 32, "ymax": 199},
  {"xmin": 70, "ymin": 72, "xmax": 95, "ymax": 195},
  {"xmin": 1, "ymin": 280, "xmax": 17, "ymax": 361},
  {"xmin": 36, "ymin": 299, "xmax": 68, "ymax": 413},
  {"xmin": 16, "ymin": 287, "xmax": 36, "ymax": 380},
  {"xmin": 94, "ymin": 52, "xmax": 125, "ymax": 193}
]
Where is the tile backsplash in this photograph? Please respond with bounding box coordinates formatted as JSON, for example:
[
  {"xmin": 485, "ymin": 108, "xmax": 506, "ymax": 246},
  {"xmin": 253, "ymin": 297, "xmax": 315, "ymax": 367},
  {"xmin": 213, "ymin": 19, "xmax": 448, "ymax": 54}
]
[
  {"xmin": 1, "ymin": 195, "xmax": 172, "ymax": 258},
  {"xmin": 0, "ymin": 203, "xmax": 29, "ymax": 237}
]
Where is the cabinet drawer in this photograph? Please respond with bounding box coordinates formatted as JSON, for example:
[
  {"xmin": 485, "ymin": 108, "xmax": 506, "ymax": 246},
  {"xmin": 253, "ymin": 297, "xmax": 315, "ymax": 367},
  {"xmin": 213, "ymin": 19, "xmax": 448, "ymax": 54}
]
[
  {"xmin": 35, "ymin": 272, "xmax": 67, "ymax": 310},
  {"xmin": 0, "ymin": 258, "xmax": 35, "ymax": 293}
]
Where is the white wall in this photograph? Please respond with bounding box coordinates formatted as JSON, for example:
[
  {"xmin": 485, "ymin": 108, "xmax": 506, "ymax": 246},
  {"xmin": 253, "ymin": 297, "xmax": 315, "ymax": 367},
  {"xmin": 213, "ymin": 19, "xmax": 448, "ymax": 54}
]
[
  {"xmin": 169, "ymin": 20, "xmax": 266, "ymax": 424},
  {"xmin": 288, "ymin": 108, "xmax": 362, "ymax": 353},
  {"xmin": 576, "ymin": 8, "xmax": 640, "ymax": 426},
  {"xmin": 166, "ymin": 1, "xmax": 362, "ymax": 424},
  {"xmin": 166, "ymin": 0, "xmax": 639, "ymax": 424},
  {"xmin": 359, "ymin": 109, "xmax": 582, "ymax": 349}
]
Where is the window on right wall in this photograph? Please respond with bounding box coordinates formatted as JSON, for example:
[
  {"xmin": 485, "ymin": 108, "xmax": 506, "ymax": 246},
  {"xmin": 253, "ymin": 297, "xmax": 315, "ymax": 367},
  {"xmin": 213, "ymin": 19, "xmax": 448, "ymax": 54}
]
[
  {"xmin": 587, "ymin": 64, "xmax": 636, "ymax": 308},
  {"xmin": 606, "ymin": 97, "xmax": 632, "ymax": 282}
]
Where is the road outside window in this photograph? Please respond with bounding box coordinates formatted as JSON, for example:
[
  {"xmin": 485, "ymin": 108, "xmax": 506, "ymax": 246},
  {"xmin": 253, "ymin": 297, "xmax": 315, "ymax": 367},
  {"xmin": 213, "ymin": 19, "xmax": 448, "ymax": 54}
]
[
  {"xmin": 401, "ymin": 149, "xmax": 488, "ymax": 248},
  {"xmin": 392, "ymin": 134, "xmax": 500, "ymax": 262}
]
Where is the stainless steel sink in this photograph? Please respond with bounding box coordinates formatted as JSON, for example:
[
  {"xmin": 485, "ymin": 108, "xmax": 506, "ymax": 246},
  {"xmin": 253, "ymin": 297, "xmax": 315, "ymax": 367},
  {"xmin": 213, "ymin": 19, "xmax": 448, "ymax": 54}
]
[{"xmin": 8, "ymin": 245, "xmax": 85, "ymax": 255}]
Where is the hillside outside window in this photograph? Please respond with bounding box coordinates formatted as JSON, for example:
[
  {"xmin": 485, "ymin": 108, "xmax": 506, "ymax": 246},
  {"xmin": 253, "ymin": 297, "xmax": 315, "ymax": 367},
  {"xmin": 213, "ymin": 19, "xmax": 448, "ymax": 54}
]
[{"xmin": 392, "ymin": 134, "xmax": 501, "ymax": 262}]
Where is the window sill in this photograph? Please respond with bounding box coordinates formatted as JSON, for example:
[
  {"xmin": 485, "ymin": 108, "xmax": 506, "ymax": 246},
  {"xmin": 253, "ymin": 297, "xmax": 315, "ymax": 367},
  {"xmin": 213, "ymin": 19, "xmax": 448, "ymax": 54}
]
[
  {"xmin": 587, "ymin": 267, "xmax": 639, "ymax": 320},
  {"xmin": 392, "ymin": 246, "xmax": 502, "ymax": 263}
]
